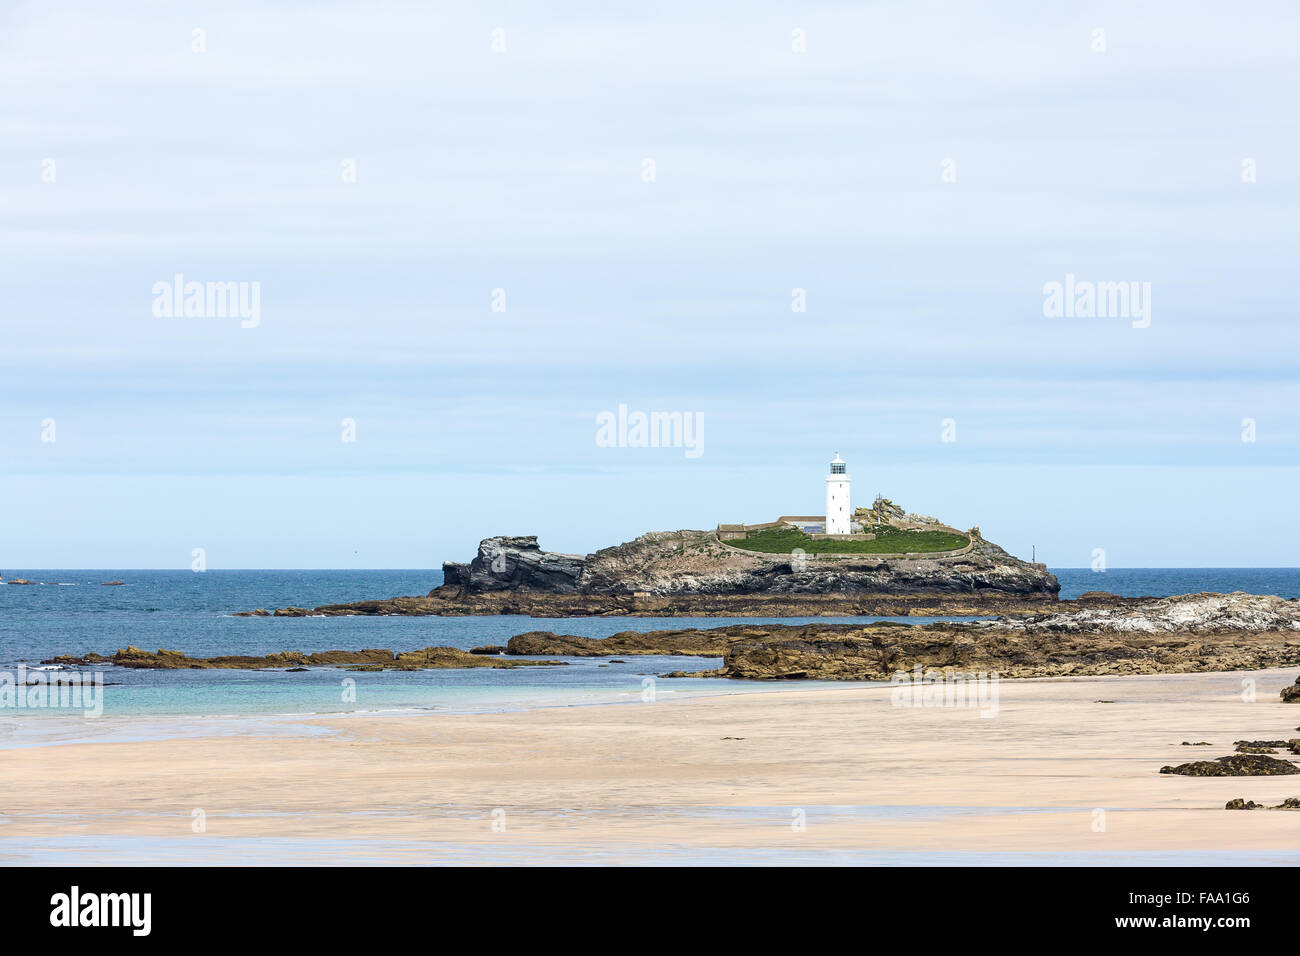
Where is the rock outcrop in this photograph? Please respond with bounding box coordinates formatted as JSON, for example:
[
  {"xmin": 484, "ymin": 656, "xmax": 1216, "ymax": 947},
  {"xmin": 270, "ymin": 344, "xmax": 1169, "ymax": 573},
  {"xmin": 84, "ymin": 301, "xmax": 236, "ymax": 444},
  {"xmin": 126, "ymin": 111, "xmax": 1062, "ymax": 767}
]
[
  {"xmin": 992, "ymin": 591, "xmax": 1300, "ymax": 634},
  {"xmin": 1282, "ymin": 675, "xmax": 1300, "ymax": 703},
  {"xmin": 1225, "ymin": 797, "xmax": 1300, "ymax": 809},
  {"xmin": 1160, "ymin": 754, "xmax": 1300, "ymax": 776},
  {"xmin": 505, "ymin": 628, "xmax": 734, "ymax": 657},
  {"xmin": 441, "ymin": 536, "xmax": 585, "ymax": 594}
]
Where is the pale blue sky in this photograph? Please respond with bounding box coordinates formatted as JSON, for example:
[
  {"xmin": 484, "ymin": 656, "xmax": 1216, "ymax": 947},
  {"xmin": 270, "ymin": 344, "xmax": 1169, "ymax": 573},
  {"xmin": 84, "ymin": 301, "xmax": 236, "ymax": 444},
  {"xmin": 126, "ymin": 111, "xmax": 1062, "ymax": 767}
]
[{"xmin": 2, "ymin": 1, "xmax": 1298, "ymax": 568}]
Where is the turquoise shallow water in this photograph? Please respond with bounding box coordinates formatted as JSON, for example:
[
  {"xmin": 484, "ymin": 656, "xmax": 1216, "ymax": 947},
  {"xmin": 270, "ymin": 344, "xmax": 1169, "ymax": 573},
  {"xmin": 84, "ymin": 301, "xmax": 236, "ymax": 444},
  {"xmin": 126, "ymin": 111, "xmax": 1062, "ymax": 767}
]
[{"xmin": 1, "ymin": 568, "xmax": 1296, "ymax": 723}]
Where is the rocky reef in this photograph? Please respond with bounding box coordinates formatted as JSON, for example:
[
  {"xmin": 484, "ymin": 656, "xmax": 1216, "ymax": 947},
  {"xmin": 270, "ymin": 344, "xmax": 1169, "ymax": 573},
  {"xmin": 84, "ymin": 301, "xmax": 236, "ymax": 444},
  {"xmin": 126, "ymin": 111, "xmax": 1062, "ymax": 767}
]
[
  {"xmin": 995, "ymin": 591, "xmax": 1300, "ymax": 634},
  {"xmin": 55, "ymin": 594, "xmax": 1300, "ymax": 684},
  {"xmin": 42, "ymin": 646, "xmax": 567, "ymax": 671},
  {"xmin": 1160, "ymin": 754, "xmax": 1299, "ymax": 776},
  {"xmin": 500, "ymin": 629, "xmax": 733, "ymax": 657},
  {"xmin": 463, "ymin": 592, "xmax": 1300, "ymax": 680}
]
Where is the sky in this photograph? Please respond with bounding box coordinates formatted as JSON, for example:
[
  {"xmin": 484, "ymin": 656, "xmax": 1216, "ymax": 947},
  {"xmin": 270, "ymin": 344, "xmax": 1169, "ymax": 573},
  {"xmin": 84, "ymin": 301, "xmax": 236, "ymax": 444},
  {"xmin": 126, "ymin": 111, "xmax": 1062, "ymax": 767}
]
[{"xmin": 1, "ymin": 1, "xmax": 1298, "ymax": 568}]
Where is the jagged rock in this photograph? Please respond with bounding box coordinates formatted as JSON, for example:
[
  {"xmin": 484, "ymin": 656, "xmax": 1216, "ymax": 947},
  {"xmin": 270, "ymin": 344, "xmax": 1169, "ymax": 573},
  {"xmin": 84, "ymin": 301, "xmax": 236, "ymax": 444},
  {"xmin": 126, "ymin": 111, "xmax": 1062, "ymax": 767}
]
[
  {"xmin": 1160, "ymin": 754, "xmax": 1300, "ymax": 776},
  {"xmin": 442, "ymin": 536, "xmax": 585, "ymax": 594},
  {"xmin": 1182, "ymin": 741, "xmax": 1212, "ymax": 746},
  {"xmin": 100, "ymin": 581, "xmax": 125, "ymax": 586},
  {"xmin": 6, "ymin": 579, "xmax": 37, "ymax": 585},
  {"xmin": 1225, "ymin": 798, "xmax": 1262, "ymax": 809},
  {"xmin": 233, "ymin": 609, "xmax": 271, "ymax": 617},
  {"xmin": 1276, "ymin": 797, "xmax": 1300, "ymax": 808},
  {"xmin": 469, "ymin": 645, "xmax": 506, "ymax": 655}
]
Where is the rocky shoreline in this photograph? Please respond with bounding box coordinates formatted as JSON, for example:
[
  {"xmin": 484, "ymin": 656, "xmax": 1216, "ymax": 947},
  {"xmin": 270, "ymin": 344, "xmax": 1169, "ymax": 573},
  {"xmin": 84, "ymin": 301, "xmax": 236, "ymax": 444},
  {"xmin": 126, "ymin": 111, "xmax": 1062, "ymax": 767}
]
[
  {"xmin": 497, "ymin": 593, "xmax": 1300, "ymax": 680},
  {"xmin": 57, "ymin": 593, "xmax": 1300, "ymax": 684}
]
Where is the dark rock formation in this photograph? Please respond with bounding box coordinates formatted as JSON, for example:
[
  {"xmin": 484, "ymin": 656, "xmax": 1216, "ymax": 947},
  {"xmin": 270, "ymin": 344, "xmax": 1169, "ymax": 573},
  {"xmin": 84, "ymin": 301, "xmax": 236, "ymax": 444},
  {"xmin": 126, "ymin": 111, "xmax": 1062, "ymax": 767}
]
[
  {"xmin": 505, "ymin": 628, "xmax": 735, "ymax": 657},
  {"xmin": 6, "ymin": 579, "xmax": 37, "ymax": 585},
  {"xmin": 1226, "ymin": 797, "xmax": 1300, "ymax": 809},
  {"xmin": 1282, "ymin": 675, "xmax": 1300, "ymax": 703},
  {"xmin": 442, "ymin": 536, "xmax": 585, "ymax": 594},
  {"xmin": 1160, "ymin": 754, "xmax": 1300, "ymax": 776},
  {"xmin": 1234, "ymin": 739, "xmax": 1300, "ymax": 754},
  {"xmin": 101, "ymin": 581, "xmax": 125, "ymax": 586}
]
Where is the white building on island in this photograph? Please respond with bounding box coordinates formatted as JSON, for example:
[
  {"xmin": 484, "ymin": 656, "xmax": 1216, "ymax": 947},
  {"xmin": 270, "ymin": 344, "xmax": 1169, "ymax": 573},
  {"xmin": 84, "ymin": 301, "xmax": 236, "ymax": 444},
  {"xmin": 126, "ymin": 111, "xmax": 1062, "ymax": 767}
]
[{"xmin": 825, "ymin": 452, "xmax": 851, "ymax": 534}]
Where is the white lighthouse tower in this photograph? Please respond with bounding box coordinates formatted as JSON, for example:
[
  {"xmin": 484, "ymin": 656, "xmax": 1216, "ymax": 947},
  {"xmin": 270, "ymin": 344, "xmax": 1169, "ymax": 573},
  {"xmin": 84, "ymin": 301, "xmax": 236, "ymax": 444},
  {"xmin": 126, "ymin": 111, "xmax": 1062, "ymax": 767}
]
[{"xmin": 825, "ymin": 452, "xmax": 851, "ymax": 534}]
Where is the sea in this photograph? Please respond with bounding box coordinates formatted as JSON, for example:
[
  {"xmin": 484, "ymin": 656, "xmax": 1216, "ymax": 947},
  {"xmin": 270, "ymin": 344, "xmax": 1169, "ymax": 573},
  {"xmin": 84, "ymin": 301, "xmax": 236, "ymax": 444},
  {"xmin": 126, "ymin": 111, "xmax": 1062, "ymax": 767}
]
[{"xmin": 1, "ymin": 568, "xmax": 1296, "ymax": 728}]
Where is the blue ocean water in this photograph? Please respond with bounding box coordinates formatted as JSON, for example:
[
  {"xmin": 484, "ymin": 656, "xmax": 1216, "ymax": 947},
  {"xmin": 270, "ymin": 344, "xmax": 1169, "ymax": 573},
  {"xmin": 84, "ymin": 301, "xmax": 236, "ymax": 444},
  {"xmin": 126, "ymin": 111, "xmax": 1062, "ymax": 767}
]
[
  {"xmin": 1052, "ymin": 567, "xmax": 1299, "ymax": 600},
  {"xmin": 0, "ymin": 568, "xmax": 1295, "ymax": 724}
]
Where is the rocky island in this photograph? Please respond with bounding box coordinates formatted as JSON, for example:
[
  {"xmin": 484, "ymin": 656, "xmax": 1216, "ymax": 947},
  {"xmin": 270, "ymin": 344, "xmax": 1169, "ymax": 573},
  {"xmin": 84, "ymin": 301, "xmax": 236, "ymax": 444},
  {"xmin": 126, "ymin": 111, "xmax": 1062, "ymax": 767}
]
[{"xmin": 257, "ymin": 522, "xmax": 1061, "ymax": 619}]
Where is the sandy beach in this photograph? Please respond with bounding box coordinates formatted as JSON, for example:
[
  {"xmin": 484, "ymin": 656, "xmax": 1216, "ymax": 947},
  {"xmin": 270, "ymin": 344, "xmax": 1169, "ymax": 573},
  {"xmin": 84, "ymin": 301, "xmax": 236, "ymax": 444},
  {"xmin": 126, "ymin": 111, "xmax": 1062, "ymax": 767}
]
[{"xmin": 4, "ymin": 667, "xmax": 1299, "ymax": 865}]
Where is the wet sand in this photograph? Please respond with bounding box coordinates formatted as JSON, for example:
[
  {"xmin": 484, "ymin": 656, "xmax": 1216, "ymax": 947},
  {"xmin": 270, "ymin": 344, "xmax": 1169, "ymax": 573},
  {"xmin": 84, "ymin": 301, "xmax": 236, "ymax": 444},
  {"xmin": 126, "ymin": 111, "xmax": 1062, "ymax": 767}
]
[{"xmin": 3, "ymin": 667, "xmax": 1299, "ymax": 864}]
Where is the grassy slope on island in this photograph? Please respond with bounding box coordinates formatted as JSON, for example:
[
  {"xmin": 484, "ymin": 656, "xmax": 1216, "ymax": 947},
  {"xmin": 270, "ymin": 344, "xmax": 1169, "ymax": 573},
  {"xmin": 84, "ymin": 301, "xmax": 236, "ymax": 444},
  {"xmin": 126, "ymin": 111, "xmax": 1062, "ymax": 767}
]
[{"xmin": 723, "ymin": 526, "xmax": 969, "ymax": 555}]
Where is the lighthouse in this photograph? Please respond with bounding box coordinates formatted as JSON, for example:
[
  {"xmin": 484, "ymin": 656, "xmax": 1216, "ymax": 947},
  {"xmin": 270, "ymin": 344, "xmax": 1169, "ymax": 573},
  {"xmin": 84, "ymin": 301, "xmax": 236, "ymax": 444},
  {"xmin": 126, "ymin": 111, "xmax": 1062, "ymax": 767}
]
[{"xmin": 825, "ymin": 452, "xmax": 851, "ymax": 534}]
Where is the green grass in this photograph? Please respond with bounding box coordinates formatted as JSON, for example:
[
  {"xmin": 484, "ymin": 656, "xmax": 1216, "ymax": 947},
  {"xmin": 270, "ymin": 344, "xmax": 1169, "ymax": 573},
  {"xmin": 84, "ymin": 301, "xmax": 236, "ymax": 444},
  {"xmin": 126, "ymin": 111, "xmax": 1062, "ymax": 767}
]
[{"xmin": 723, "ymin": 525, "xmax": 969, "ymax": 555}]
